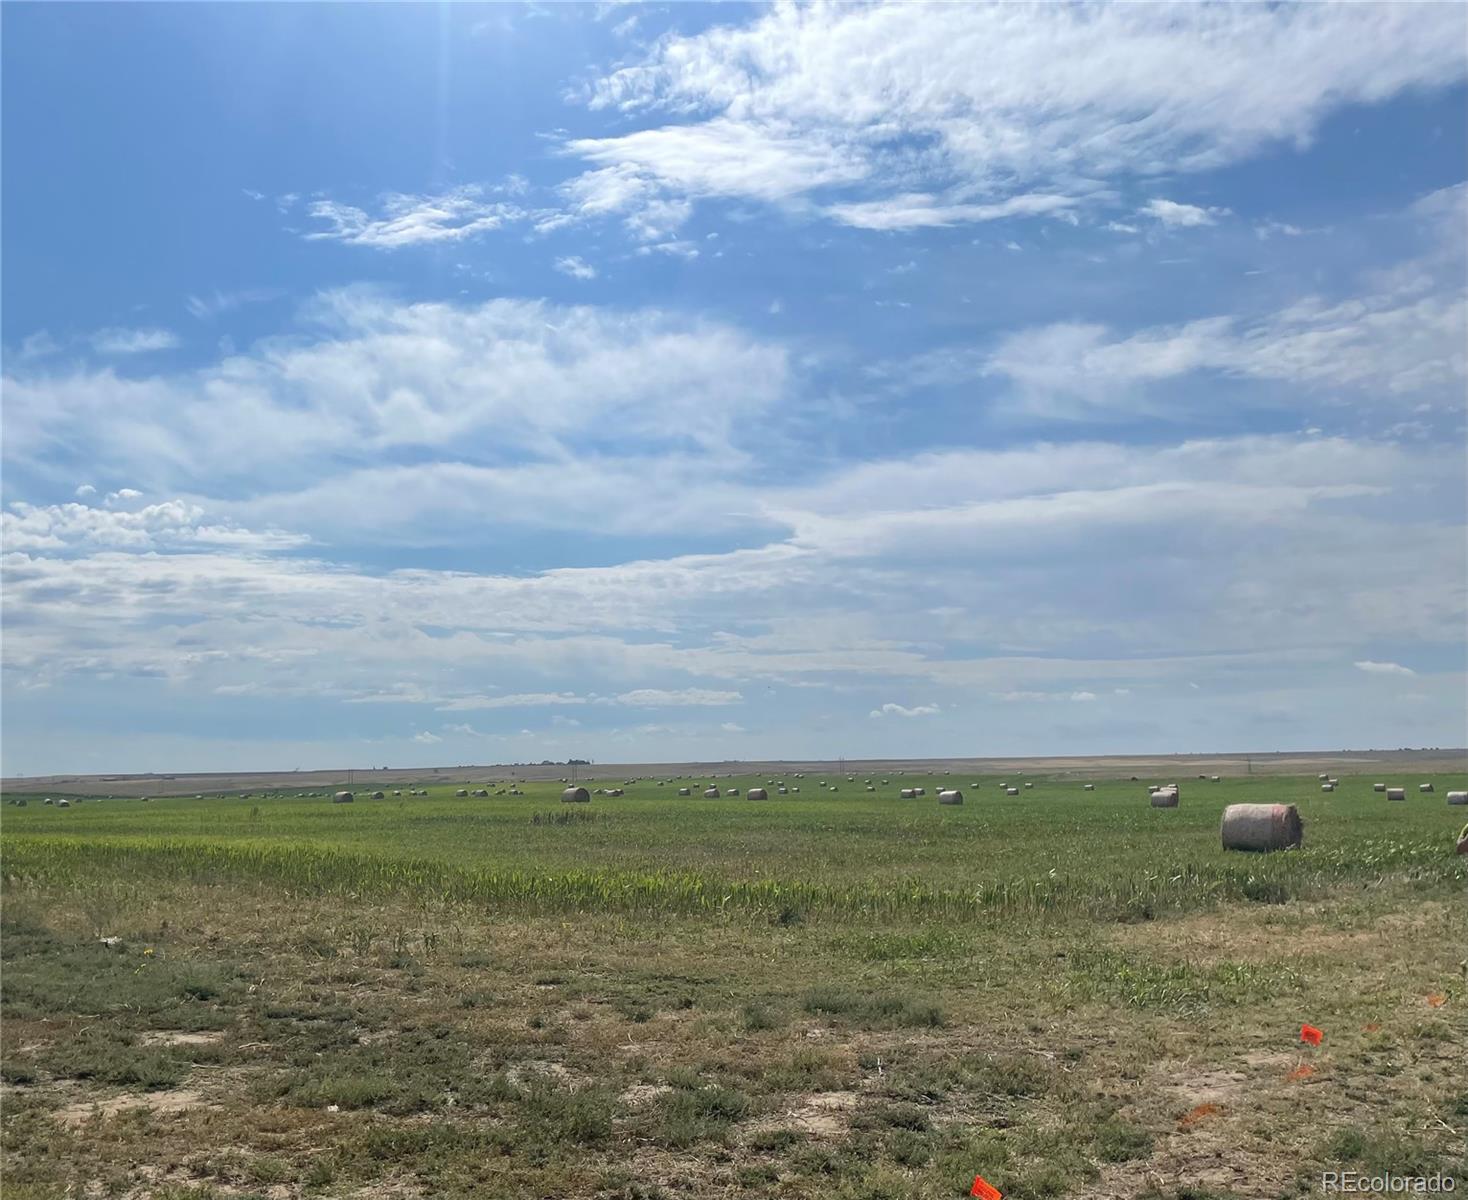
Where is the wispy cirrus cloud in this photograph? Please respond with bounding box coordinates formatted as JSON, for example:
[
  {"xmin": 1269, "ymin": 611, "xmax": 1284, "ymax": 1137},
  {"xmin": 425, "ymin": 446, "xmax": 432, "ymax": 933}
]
[
  {"xmin": 89, "ymin": 327, "xmax": 180, "ymax": 355},
  {"xmin": 302, "ymin": 186, "xmax": 528, "ymax": 249},
  {"xmin": 561, "ymin": 3, "xmax": 1465, "ymax": 236}
]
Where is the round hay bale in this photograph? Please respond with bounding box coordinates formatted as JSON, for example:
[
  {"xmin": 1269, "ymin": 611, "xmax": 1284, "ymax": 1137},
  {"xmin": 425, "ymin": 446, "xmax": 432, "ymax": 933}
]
[
  {"xmin": 1005, "ymin": 786, "xmax": 1019, "ymax": 796},
  {"xmin": 1445, "ymin": 791, "xmax": 1467, "ymax": 806},
  {"xmin": 899, "ymin": 788, "xmax": 916, "ymax": 799},
  {"xmin": 1318, "ymin": 773, "xmax": 1330, "ymax": 781},
  {"xmin": 865, "ymin": 785, "xmax": 875, "ymax": 791},
  {"xmin": 392, "ymin": 789, "xmax": 401, "ymax": 796},
  {"xmin": 607, "ymin": 788, "xmax": 624, "ymax": 797},
  {"xmin": 1221, "ymin": 803, "xmax": 1303, "ymax": 851},
  {"xmin": 56, "ymin": 799, "xmax": 71, "ymax": 808},
  {"xmin": 828, "ymin": 785, "xmax": 839, "ymax": 792},
  {"xmin": 747, "ymin": 787, "xmax": 769, "ymax": 801},
  {"xmin": 1023, "ymin": 782, "xmax": 1033, "ymax": 789},
  {"xmin": 703, "ymin": 787, "xmax": 720, "ymax": 798},
  {"xmin": 1321, "ymin": 783, "xmax": 1334, "ymax": 792},
  {"xmin": 1210, "ymin": 775, "xmax": 1221, "ymax": 782},
  {"xmin": 370, "ymin": 790, "xmax": 385, "ymax": 799},
  {"xmin": 1083, "ymin": 784, "xmax": 1095, "ymax": 791},
  {"xmin": 791, "ymin": 786, "xmax": 799, "ymax": 793},
  {"xmin": 725, "ymin": 788, "xmax": 739, "ymax": 797},
  {"xmin": 913, "ymin": 787, "xmax": 925, "ymax": 796},
  {"xmin": 1386, "ymin": 787, "xmax": 1406, "ymax": 801},
  {"xmin": 15, "ymin": 799, "xmax": 25, "ymax": 807},
  {"xmin": 1419, "ymin": 783, "xmax": 1434, "ymax": 793},
  {"xmin": 938, "ymin": 789, "xmax": 963, "ymax": 805},
  {"xmin": 1150, "ymin": 788, "xmax": 1179, "ymax": 808},
  {"xmin": 472, "ymin": 789, "xmax": 488, "ymax": 797},
  {"xmin": 333, "ymin": 791, "xmax": 354, "ymax": 804},
  {"xmin": 561, "ymin": 787, "xmax": 591, "ymax": 804},
  {"xmin": 677, "ymin": 787, "xmax": 691, "ymax": 796},
  {"xmin": 1372, "ymin": 783, "xmax": 1386, "ymax": 792}
]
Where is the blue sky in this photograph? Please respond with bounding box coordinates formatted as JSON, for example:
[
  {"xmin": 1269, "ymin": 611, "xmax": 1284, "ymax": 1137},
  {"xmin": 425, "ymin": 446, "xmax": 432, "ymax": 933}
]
[{"xmin": 3, "ymin": 2, "xmax": 1466, "ymax": 775}]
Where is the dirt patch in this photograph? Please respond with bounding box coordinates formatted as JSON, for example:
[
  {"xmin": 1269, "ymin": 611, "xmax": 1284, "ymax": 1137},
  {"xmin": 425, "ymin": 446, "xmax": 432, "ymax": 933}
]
[
  {"xmin": 506, "ymin": 1059, "xmax": 584, "ymax": 1088},
  {"xmin": 53, "ymin": 1087, "xmax": 210, "ymax": 1127},
  {"xmin": 620, "ymin": 1082, "xmax": 673, "ymax": 1106},
  {"xmin": 138, "ymin": 1031, "xmax": 224, "ymax": 1048},
  {"xmin": 748, "ymin": 1089, "xmax": 859, "ymax": 1139}
]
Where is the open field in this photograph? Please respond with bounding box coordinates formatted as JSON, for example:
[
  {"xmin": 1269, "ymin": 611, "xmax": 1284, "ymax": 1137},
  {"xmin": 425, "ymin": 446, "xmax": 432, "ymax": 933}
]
[
  {"xmin": 10, "ymin": 749, "xmax": 1466, "ymax": 799},
  {"xmin": 3, "ymin": 767, "xmax": 1466, "ymax": 1199}
]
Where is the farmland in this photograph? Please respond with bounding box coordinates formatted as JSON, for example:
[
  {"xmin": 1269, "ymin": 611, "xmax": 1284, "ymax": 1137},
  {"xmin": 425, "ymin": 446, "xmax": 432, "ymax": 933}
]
[{"xmin": 2, "ymin": 764, "xmax": 1465, "ymax": 1199}]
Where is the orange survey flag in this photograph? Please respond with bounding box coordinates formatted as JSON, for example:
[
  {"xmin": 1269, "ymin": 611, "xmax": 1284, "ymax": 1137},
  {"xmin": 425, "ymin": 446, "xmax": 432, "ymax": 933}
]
[
  {"xmin": 1300, "ymin": 1024, "xmax": 1324, "ymax": 1045},
  {"xmin": 971, "ymin": 1177, "xmax": 1003, "ymax": 1200}
]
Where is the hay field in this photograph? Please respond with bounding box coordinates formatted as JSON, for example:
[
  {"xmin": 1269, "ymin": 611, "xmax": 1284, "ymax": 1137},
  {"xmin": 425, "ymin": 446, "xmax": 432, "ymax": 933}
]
[{"xmin": 3, "ymin": 770, "xmax": 1465, "ymax": 1199}]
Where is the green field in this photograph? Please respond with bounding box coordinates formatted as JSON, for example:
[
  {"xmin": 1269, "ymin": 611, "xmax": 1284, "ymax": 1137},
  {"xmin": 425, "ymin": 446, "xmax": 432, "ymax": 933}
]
[{"xmin": 3, "ymin": 770, "xmax": 1465, "ymax": 1199}]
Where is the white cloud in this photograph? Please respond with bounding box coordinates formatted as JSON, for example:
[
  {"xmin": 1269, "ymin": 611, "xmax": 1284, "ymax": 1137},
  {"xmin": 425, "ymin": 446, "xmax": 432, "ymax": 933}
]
[
  {"xmin": 636, "ymin": 239, "xmax": 699, "ymax": 259},
  {"xmin": 1, "ymin": 499, "xmax": 308, "ymax": 554},
  {"xmin": 566, "ymin": 4, "xmax": 1465, "ymax": 233},
  {"xmin": 869, "ymin": 702, "xmax": 940, "ymax": 718},
  {"xmin": 74, "ymin": 484, "xmax": 96, "ymax": 499},
  {"xmin": 719, "ymin": 722, "xmax": 745, "ymax": 733},
  {"xmin": 825, "ymin": 192, "xmax": 1078, "ymax": 232},
  {"xmin": 1139, "ymin": 198, "xmax": 1229, "ymax": 228},
  {"xmin": 3, "ymin": 291, "xmax": 790, "ymax": 492},
  {"xmin": 436, "ymin": 693, "xmax": 588, "ymax": 712},
  {"xmin": 554, "ymin": 255, "xmax": 598, "ymax": 280},
  {"xmin": 1353, "ymin": 660, "xmax": 1416, "ymax": 677},
  {"xmin": 614, "ymin": 688, "xmax": 742, "ymax": 707},
  {"xmin": 979, "ymin": 275, "xmax": 1466, "ymax": 420},
  {"xmin": 412, "ymin": 731, "xmax": 443, "ymax": 744},
  {"xmin": 303, "ymin": 187, "xmax": 526, "ymax": 249},
  {"xmin": 89, "ymin": 327, "xmax": 180, "ymax": 355}
]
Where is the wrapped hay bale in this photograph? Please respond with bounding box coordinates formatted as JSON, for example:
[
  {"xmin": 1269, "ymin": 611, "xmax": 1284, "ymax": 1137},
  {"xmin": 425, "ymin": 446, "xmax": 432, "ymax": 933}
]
[
  {"xmin": 561, "ymin": 787, "xmax": 591, "ymax": 804},
  {"xmin": 1321, "ymin": 783, "xmax": 1334, "ymax": 792},
  {"xmin": 455, "ymin": 789, "xmax": 468, "ymax": 797},
  {"xmin": 1386, "ymin": 787, "xmax": 1406, "ymax": 801},
  {"xmin": 1005, "ymin": 786, "xmax": 1019, "ymax": 796},
  {"xmin": 1083, "ymin": 784, "xmax": 1095, "ymax": 791},
  {"xmin": 1373, "ymin": 783, "xmax": 1386, "ymax": 792},
  {"xmin": 57, "ymin": 799, "xmax": 71, "ymax": 808},
  {"xmin": 370, "ymin": 790, "xmax": 385, "ymax": 799},
  {"xmin": 1151, "ymin": 788, "xmax": 1179, "ymax": 808},
  {"xmin": 1419, "ymin": 783, "xmax": 1434, "ymax": 793},
  {"xmin": 899, "ymin": 788, "xmax": 916, "ymax": 798},
  {"xmin": 703, "ymin": 787, "xmax": 720, "ymax": 798},
  {"xmin": 865, "ymin": 785, "xmax": 875, "ymax": 791},
  {"xmin": 333, "ymin": 791, "xmax": 354, "ymax": 804},
  {"xmin": 777, "ymin": 786, "xmax": 788, "ymax": 794},
  {"xmin": 938, "ymin": 789, "xmax": 963, "ymax": 805},
  {"xmin": 472, "ymin": 789, "xmax": 488, "ymax": 797},
  {"xmin": 677, "ymin": 787, "xmax": 691, "ymax": 796},
  {"xmin": 747, "ymin": 787, "xmax": 769, "ymax": 801},
  {"xmin": 607, "ymin": 788, "xmax": 624, "ymax": 797},
  {"xmin": 913, "ymin": 787, "xmax": 925, "ymax": 796},
  {"xmin": 1318, "ymin": 773, "xmax": 1330, "ymax": 781},
  {"xmin": 1446, "ymin": 791, "xmax": 1467, "ymax": 806},
  {"xmin": 1211, "ymin": 775, "xmax": 1221, "ymax": 782},
  {"xmin": 1024, "ymin": 782, "xmax": 1033, "ymax": 789},
  {"xmin": 791, "ymin": 786, "xmax": 800, "ymax": 793},
  {"xmin": 1221, "ymin": 803, "xmax": 1303, "ymax": 851},
  {"xmin": 828, "ymin": 786, "xmax": 839, "ymax": 792},
  {"xmin": 726, "ymin": 788, "xmax": 740, "ymax": 797}
]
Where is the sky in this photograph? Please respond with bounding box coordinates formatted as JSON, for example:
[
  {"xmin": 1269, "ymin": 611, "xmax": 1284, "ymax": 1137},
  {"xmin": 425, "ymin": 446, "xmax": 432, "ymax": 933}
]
[{"xmin": 3, "ymin": 2, "xmax": 1466, "ymax": 776}]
